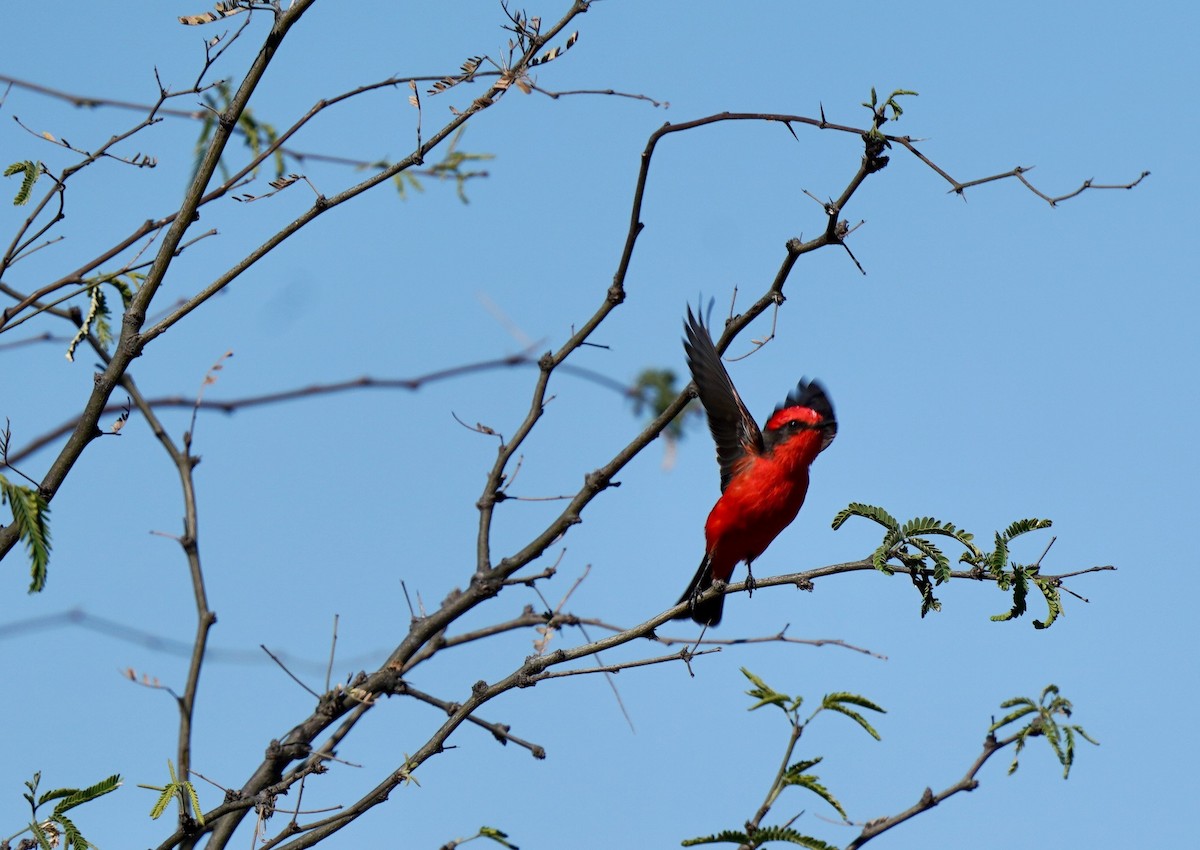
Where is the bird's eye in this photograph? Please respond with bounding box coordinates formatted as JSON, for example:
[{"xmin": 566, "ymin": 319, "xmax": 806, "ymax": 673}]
[{"xmin": 788, "ymin": 420, "xmax": 802, "ymax": 430}]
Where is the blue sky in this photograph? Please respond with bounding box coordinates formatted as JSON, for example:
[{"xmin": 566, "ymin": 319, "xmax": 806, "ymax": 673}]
[{"xmin": 1, "ymin": 1, "xmax": 1195, "ymax": 848}]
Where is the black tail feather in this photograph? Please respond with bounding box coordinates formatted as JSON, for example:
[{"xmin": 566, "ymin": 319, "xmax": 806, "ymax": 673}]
[{"xmin": 674, "ymin": 554, "xmax": 724, "ymax": 627}]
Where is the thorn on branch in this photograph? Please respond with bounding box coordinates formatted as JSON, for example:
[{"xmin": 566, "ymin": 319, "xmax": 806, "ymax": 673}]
[{"xmin": 451, "ymin": 411, "xmax": 502, "ymax": 441}]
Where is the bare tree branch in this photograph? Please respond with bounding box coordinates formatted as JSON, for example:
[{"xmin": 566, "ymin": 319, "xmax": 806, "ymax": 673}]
[{"xmin": 844, "ymin": 730, "xmax": 1021, "ymax": 850}]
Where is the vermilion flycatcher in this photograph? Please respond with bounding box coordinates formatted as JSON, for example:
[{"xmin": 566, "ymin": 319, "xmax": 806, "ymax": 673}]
[{"xmin": 675, "ymin": 306, "xmax": 837, "ymax": 626}]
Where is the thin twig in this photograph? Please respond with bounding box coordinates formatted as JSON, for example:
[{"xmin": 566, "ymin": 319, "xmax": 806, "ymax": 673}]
[{"xmin": 261, "ymin": 645, "xmax": 321, "ymax": 700}]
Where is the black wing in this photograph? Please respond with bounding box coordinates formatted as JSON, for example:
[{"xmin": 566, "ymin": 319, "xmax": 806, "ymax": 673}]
[{"xmin": 684, "ymin": 305, "xmax": 764, "ymax": 492}]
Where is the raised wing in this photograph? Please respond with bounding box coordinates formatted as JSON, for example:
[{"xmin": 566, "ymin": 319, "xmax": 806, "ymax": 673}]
[{"xmin": 683, "ymin": 305, "xmax": 764, "ymax": 491}]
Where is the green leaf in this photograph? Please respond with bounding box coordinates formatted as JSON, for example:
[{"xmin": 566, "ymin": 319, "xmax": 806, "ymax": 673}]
[
  {"xmin": 988, "ymin": 531, "xmax": 1009, "ymax": 577},
  {"xmin": 108, "ymin": 273, "xmax": 139, "ymax": 308},
  {"xmin": 30, "ymin": 820, "xmax": 55, "ymax": 850},
  {"xmin": 1032, "ymin": 578, "xmax": 1062, "ymax": 629},
  {"xmin": 54, "ymin": 813, "xmax": 87, "ymax": 850},
  {"xmin": 683, "ymin": 826, "xmax": 837, "ymax": 848},
  {"xmin": 784, "ymin": 757, "xmax": 822, "ymax": 775},
  {"xmin": 919, "ymin": 589, "xmax": 942, "ymax": 617},
  {"xmin": 37, "ymin": 786, "xmax": 76, "ymax": 807},
  {"xmin": 742, "ymin": 667, "xmax": 792, "ymax": 712},
  {"xmin": 478, "ymin": 825, "xmax": 519, "ymax": 848},
  {"xmin": 23, "ymin": 779, "xmax": 39, "ymax": 809},
  {"xmin": 990, "ymin": 566, "xmax": 1029, "ymax": 622},
  {"xmin": 51, "ymin": 773, "xmax": 121, "ymax": 815},
  {"xmin": 899, "ymin": 516, "xmax": 938, "ymax": 537},
  {"xmin": 1007, "ymin": 734, "xmax": 1027, "ymax": 775},
  {"xmin": 993, "ymin": 686, "xmax": 1097, "ymax": 779},
  {"xmin": 831, "ymin": 502, "xmax": 897, "ymax": 532},
  {"xmin": 682, "ymin": 828, "xmax": 749, "ymax": 846},
  {"xmin": 4, "ymin": 160, "xmax": 41, "ymax": 205},
  {"xmin": 755, "ymin": 827, "xmax": 839, "ymax": 849},
  {"xmin": 882, "ymin": 89, "xmax": 918, "ymax": 121},
  {"xmin": 392, "ymin": 169, "xmax": 425, "ymax": 199},
  {"xmin": 1042, "ymin": 720, "xmax": 1071, "ymax": 776},
  {"xmin": 66, "ymin": 286, "xmax": 111, "ymax": 361},
  {"xmin": 901, "ymin": 517, "xmax": 981, "ymax": 561},
  {"xmin": 822, "ymin": 702, "xmax": 882, "ymax": 741},
  {"xmin": 990, "ymin": 703, "xmax": 1037, "ymax": 732},
  {"xmin": 633, "ymin": 368, "xmax": 690, "ymax": 438},
  {"xmin": 823, "ymin": 692, "xmax": 886, "ymax": 714},
  {"xmin": 1, "ymin": 476, "xmax": 52, "ymax": 593},
  {"xmin": 1062, "ymin": 726, "xmax": 1077, "ymax": 779},
  {"xmin": 783, "ymin": 769, "xmax": 847, "ymax": 819},
  {"xmin": 183, "ymin": 780, "xmax": 204, "ymax": 826},
  {"xmin": 909, "ymin": 536, "xmax": 950, "ymax": 584},
  {"xmin": 1002, "ymin": 518, "xmax": 1052, "ymax": 541},
  {"xmin": 148, "ymin": 784, "xmax": 176, "ymax": 820}
]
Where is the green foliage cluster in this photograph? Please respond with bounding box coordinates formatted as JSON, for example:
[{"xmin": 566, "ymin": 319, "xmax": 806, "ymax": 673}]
[
  {"xmin": 194, "ymin": 80, "xmax": 285, "ymax": 182},
  {"xmin": 65, "ymin": 271, "xmax": 141, "ymax": 362},
  {"xmin": 862, "ymin": 88, "xmax": 918, "ymax": 123},
  {"xmin": 141, "ymin": 760, "xmax": 205, "ymax": 828},
  {"xmin": 861, "ymin": 87, "xmax": 918, "ymax": 141},
  {"xmin": 632, "ymin": 367, "xmax": 697, "ymax": 439},
  {"xmin": 683, "ymin": 676, "xmax": 1095, "ymax": 848},
  {"xmin": 682, "ymin": 669, "xmax": 884, "ymax": 849},
  {"xmin": 0, "ymin": 265, "xmax": 141, "ymax": 594},
  {"xmin": 384, "ymin": 127, "xmax": 495, "ymax": 203},
  {"xmin": 0, "ymin": 473, "xmax": 51, "ymax": 593},
  {"xmin": 4, "ymin": 160, "xmax": 42, "ymax": 205},
  {"xmin": 992, "ymin": 685, "xmax": 1098, "ymax": 779},
  {"xmin": 9, "ymin": 772, "xmax": 121, "ymax": 850},
  {"xmin": 833, "ymin": 503, "xmax": 1063, "ymax": 627}
]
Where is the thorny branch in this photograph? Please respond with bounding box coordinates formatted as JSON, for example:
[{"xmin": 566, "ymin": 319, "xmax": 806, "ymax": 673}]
[
  {"xmin": 0, "ymin": 0, "xmax": 323, "ymax": 573},
  {"xmin": 0, "ymin": 3, "xmax": 1142, "ymax": 850},
  {"xmin": 117, "ymin": 369, "xmax": 216, "ymax": 845},
  {"xmin": 843, "ymin": 729, "xmax": 1023, "ymax": 850},
  {"xmin": 0, "ymin": 0, "xmax": 590, "ymax": 564}
]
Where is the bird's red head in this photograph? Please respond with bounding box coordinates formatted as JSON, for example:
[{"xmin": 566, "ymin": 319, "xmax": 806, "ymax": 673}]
[{"xmin": 762, "ymin": 379, "xmax": 837, "ymax": 462}]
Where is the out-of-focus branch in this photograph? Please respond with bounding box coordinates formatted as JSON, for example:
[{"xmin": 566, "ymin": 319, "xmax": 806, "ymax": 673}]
[
  {"xmin": 3, "ymin": 355, "xmax": 638, "ymax": 467},
  {"xmin": 0, "ymin": 62, "xmax": 234, "ymax": 318}
]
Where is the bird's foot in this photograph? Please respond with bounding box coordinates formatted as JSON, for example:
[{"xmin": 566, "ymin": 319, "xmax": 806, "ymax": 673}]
[{"xmin": 745, "ymin": 564, "xmax": 757, "ymax": 597}]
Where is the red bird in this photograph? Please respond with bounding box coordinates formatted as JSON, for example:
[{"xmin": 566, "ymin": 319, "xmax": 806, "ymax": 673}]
[{"xmin": 674, "ymin": 306, "xmax": 837, "ymax": 626}]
